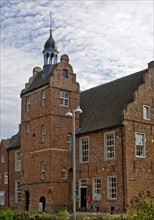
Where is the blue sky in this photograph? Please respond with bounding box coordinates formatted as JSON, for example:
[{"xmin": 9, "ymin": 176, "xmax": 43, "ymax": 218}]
[{"xmin": 0, "ymin": 0, "xmax": 154, "ymax": 139}]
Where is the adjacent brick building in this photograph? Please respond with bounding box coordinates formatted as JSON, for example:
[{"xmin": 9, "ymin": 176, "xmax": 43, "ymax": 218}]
[
  {"xmin": 0, "ymin": 139, "xmax": 10, "ymax": 210},
  {"xmin": 0, "ymin": 21, "xmax": 154, "ymax": 213}
]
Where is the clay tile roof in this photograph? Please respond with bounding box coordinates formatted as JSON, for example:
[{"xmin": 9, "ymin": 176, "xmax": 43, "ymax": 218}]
[
  {"xmin": 79, "ymin": 69, "xmax": 146, "ymax": 134},
  {"xmin": 8, "ymin": 132, "xmax": 21, "ymax": 149},
  {"xmin": 21, "ymin": 64, "xmax": 58, "ymax": 96}
]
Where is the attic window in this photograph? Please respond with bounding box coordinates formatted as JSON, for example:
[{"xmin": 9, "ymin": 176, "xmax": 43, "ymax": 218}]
[
  {"xmin": 63, "ymin": 69, "xmax": 68, "ymax": 78},
  {"xmin": 143, "ymin": 105, "xmax": 150, "ymax": 120}
]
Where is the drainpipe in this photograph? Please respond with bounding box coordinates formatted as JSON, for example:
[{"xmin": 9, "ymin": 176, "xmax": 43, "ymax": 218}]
[
  {"xmin": 121, "ymin": 125, "xmax": 126, "ymax": 212},
  {"xmin": 7, "ymin": 149, "xmax": 10, "ymax": 208}
]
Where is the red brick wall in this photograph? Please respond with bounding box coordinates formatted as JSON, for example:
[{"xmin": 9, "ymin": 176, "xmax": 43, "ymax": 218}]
[
  {"xmin": 0, "ymin": 139, "xmax": 9, "ymax": 210},
  {"xmin": 77, "ymin": 127, "xmax": 124, "ymax": 213}
]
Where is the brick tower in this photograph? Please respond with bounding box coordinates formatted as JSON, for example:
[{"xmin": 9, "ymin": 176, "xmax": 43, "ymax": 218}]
[{"xmin": 20, "ymin": 16, "xmax": 80, "ymax": 213}]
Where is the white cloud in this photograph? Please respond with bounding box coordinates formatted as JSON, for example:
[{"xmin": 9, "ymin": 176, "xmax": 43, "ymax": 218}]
[{"xmin": 0, "ymin": 0, "xmax": 153, "ymax": 139}]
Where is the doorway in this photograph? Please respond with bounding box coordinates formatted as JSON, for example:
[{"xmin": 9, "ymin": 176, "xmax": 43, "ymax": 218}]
[
  {"xmin": 80, "ymin": 180, "xmax": 87, "ymax": 208},
  {"xmin": 81, "ymin": 188, "xmax": 87, "ymax": 207},
  {"xmin": 39, "ymin": 196, "xmax": 46, "ymax": 212},
  {"xmin": 25, "ymin": 191, "xmax": 30, "ymax": 211}
]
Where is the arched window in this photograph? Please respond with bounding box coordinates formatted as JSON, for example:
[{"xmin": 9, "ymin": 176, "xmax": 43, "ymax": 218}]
[
  {"xmin": 41, "ymin": 161, "xmax": 45, "ymax": 179},
  {"xmin": 61, "ymin": 167, "xmax": 67, "ymax": 179}
]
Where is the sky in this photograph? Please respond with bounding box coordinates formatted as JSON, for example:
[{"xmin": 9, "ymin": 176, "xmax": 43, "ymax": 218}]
[{"xmin": 0, "ymin": 0, "xmax": 154, "ymax": 140}]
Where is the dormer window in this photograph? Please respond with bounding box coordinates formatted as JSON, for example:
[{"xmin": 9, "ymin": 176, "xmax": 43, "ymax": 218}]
[
  {"xmin": 63, "ymin": 69, "xmax": 68, "ymax": 78},
  {"xmin": 143, "ymin": 105, "xmax": 150, "ymax": 120},
  {"xmin": 60, "ymin": 90, "xmax": 69, "ymax": 106}
]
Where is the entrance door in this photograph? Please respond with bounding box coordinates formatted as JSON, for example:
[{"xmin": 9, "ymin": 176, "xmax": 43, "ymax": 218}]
[
  {"xmin": 39, "ymin": 196, "xmax": 46, "ymax": 212},
  {"xmin": 25, "ymin": 191, "xmax": 30, "ymax": 211},
  {"xmin": 81, "ymin": 188, "xmax": 87, "ymax": 208}
]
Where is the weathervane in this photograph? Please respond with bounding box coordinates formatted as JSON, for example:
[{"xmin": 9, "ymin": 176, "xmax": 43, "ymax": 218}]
[{"xmin": 50, "ymin": 11, "xmax": 52, "ymax": 31}]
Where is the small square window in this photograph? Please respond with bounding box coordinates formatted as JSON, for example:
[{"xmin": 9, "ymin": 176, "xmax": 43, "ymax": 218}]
[
  {"xmin": 143, "ymin": 105, "xmax": 150, "ymax": 120},
  {"xmin": 63, "ymin": 69, "xmax": 68, "ymax": 78},
  {"xmin": 60, "ymin": 91, "xmax": 69, "ymax": 106}
]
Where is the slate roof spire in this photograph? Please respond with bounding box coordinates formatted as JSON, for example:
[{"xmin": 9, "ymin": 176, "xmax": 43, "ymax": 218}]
[{"xmin": 43, "ymin": 12, "xmax": 59, "ymax": 66}]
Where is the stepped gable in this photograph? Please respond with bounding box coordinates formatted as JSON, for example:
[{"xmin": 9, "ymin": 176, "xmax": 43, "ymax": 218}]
[
  {"xmin": 79, "ymin": 69, "xmax": 147, "ymax": 134},
  {"xmin": 21, "ymin": 64, "xmax": 58, "ymax": 96}
]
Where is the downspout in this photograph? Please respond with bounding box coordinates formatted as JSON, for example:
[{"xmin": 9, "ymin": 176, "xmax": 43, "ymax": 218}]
[
  {"xmin": 121, "ymin": 125, "xmax": 126, "ymax": 212},
  {"xmin": 7, "ymin": 149, "xmax": 10, "ymax": 208}
]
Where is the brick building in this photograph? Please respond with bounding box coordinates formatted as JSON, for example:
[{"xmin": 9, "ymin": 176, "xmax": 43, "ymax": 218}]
[
  {"xmin": 0, "ymin": 139, "xmax": 10, "ymax": 209},
  {"xmin": 0, "ymin": 21, "xmax": 154, "ymax": 213},
  {"xmin": 7, "ymin": 132, "xmax": 21, "ymax": 209}
]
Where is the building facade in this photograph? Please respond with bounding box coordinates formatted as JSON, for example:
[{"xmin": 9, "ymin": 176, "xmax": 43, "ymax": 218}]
[
  {"xmin": 0, "ymin": 139, "xmax": 10, "ymax": 210},
  {"xmin": 0, "ymin": 21, "xmax": 154, "ymax": 213}
]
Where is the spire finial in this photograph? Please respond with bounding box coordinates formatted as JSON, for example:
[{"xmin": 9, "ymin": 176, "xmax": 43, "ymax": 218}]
[{"xmin": 50, "ymin": 11, "xmax": 52, "ymax": 31}]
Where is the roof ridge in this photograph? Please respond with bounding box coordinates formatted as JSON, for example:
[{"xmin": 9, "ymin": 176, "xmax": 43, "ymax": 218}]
[{"xmin": 81, "ymin": 68, "xmax": 147, "ymax": 93}]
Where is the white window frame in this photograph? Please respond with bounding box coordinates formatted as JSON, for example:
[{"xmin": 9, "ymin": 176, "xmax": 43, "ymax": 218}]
[
  {"xmin": 79, "ymin": 136, "xmax": 89, "ymax": 163},
  {"xmin": 143, "ymin": 105, "xmax": 150, "ymax": 120},
  {"xmin": 93, "ymin": 177, "xmax": 102, "ymax": 200},
  {"xmin": 40, "ymin": 161, "xmax": 45, "ymax": 179},
  {"xmin": 107, "ymin": 176, "xmax": 117, "ymax": 200},
  {"xmin": 0, "ymin": 191, "xmax": 5, "ymax": 205},
  {"xmin": 26, "ymin": 96, "xmax": 30, "ymax": 112},
  {"xmin": 1, "ymin": 155, "xmax": 5, "ymax": 163},
  {"xmin": 135, "ymin": 132, "xmax": 146, "ymax": 158},
  {"xmin": 41, "ymin": 91, "xmax": 46, "ymax": 107},
  {"xmin": 15, "ymin": 151, "xmax": 21, "ymax": 172},
  {"xmin": 60, "ymin": 90, "xmax": 69, "ymax": 106},
  {"xmin": 4, "ymin": 172, "xmax": 8, "ymax": 185},
  {"xmin": 104, "ymin": 131, "xmax": 115, "ymax": 160},
  {"xmin": 67, "ymin": 134, "xmax": 72, "ymax": 150},
  {"xmin": 15, "ymin": 181, "xmax": 21, "ymax": 204},
  {"xmin": 61, "ymin": 167, "xmax": 67, "ymax": 179},
  {"xmin": 41, "ymin": 125, "xmax": 46, "ymax": 143}
]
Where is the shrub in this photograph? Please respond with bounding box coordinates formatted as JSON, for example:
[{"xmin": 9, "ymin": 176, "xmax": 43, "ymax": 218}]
[
  {"xmin": 56, "ymin": 210, "xmax": 70, "ymax": 220},
  {"xmin": 0, "ymin": 209, "xmax": 14, "ymax": 220}
]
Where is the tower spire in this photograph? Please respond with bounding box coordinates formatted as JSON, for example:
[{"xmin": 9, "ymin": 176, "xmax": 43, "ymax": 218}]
[{"xmin": 42, "ymin": 12, "xmax": 59, "ymax": 69}]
